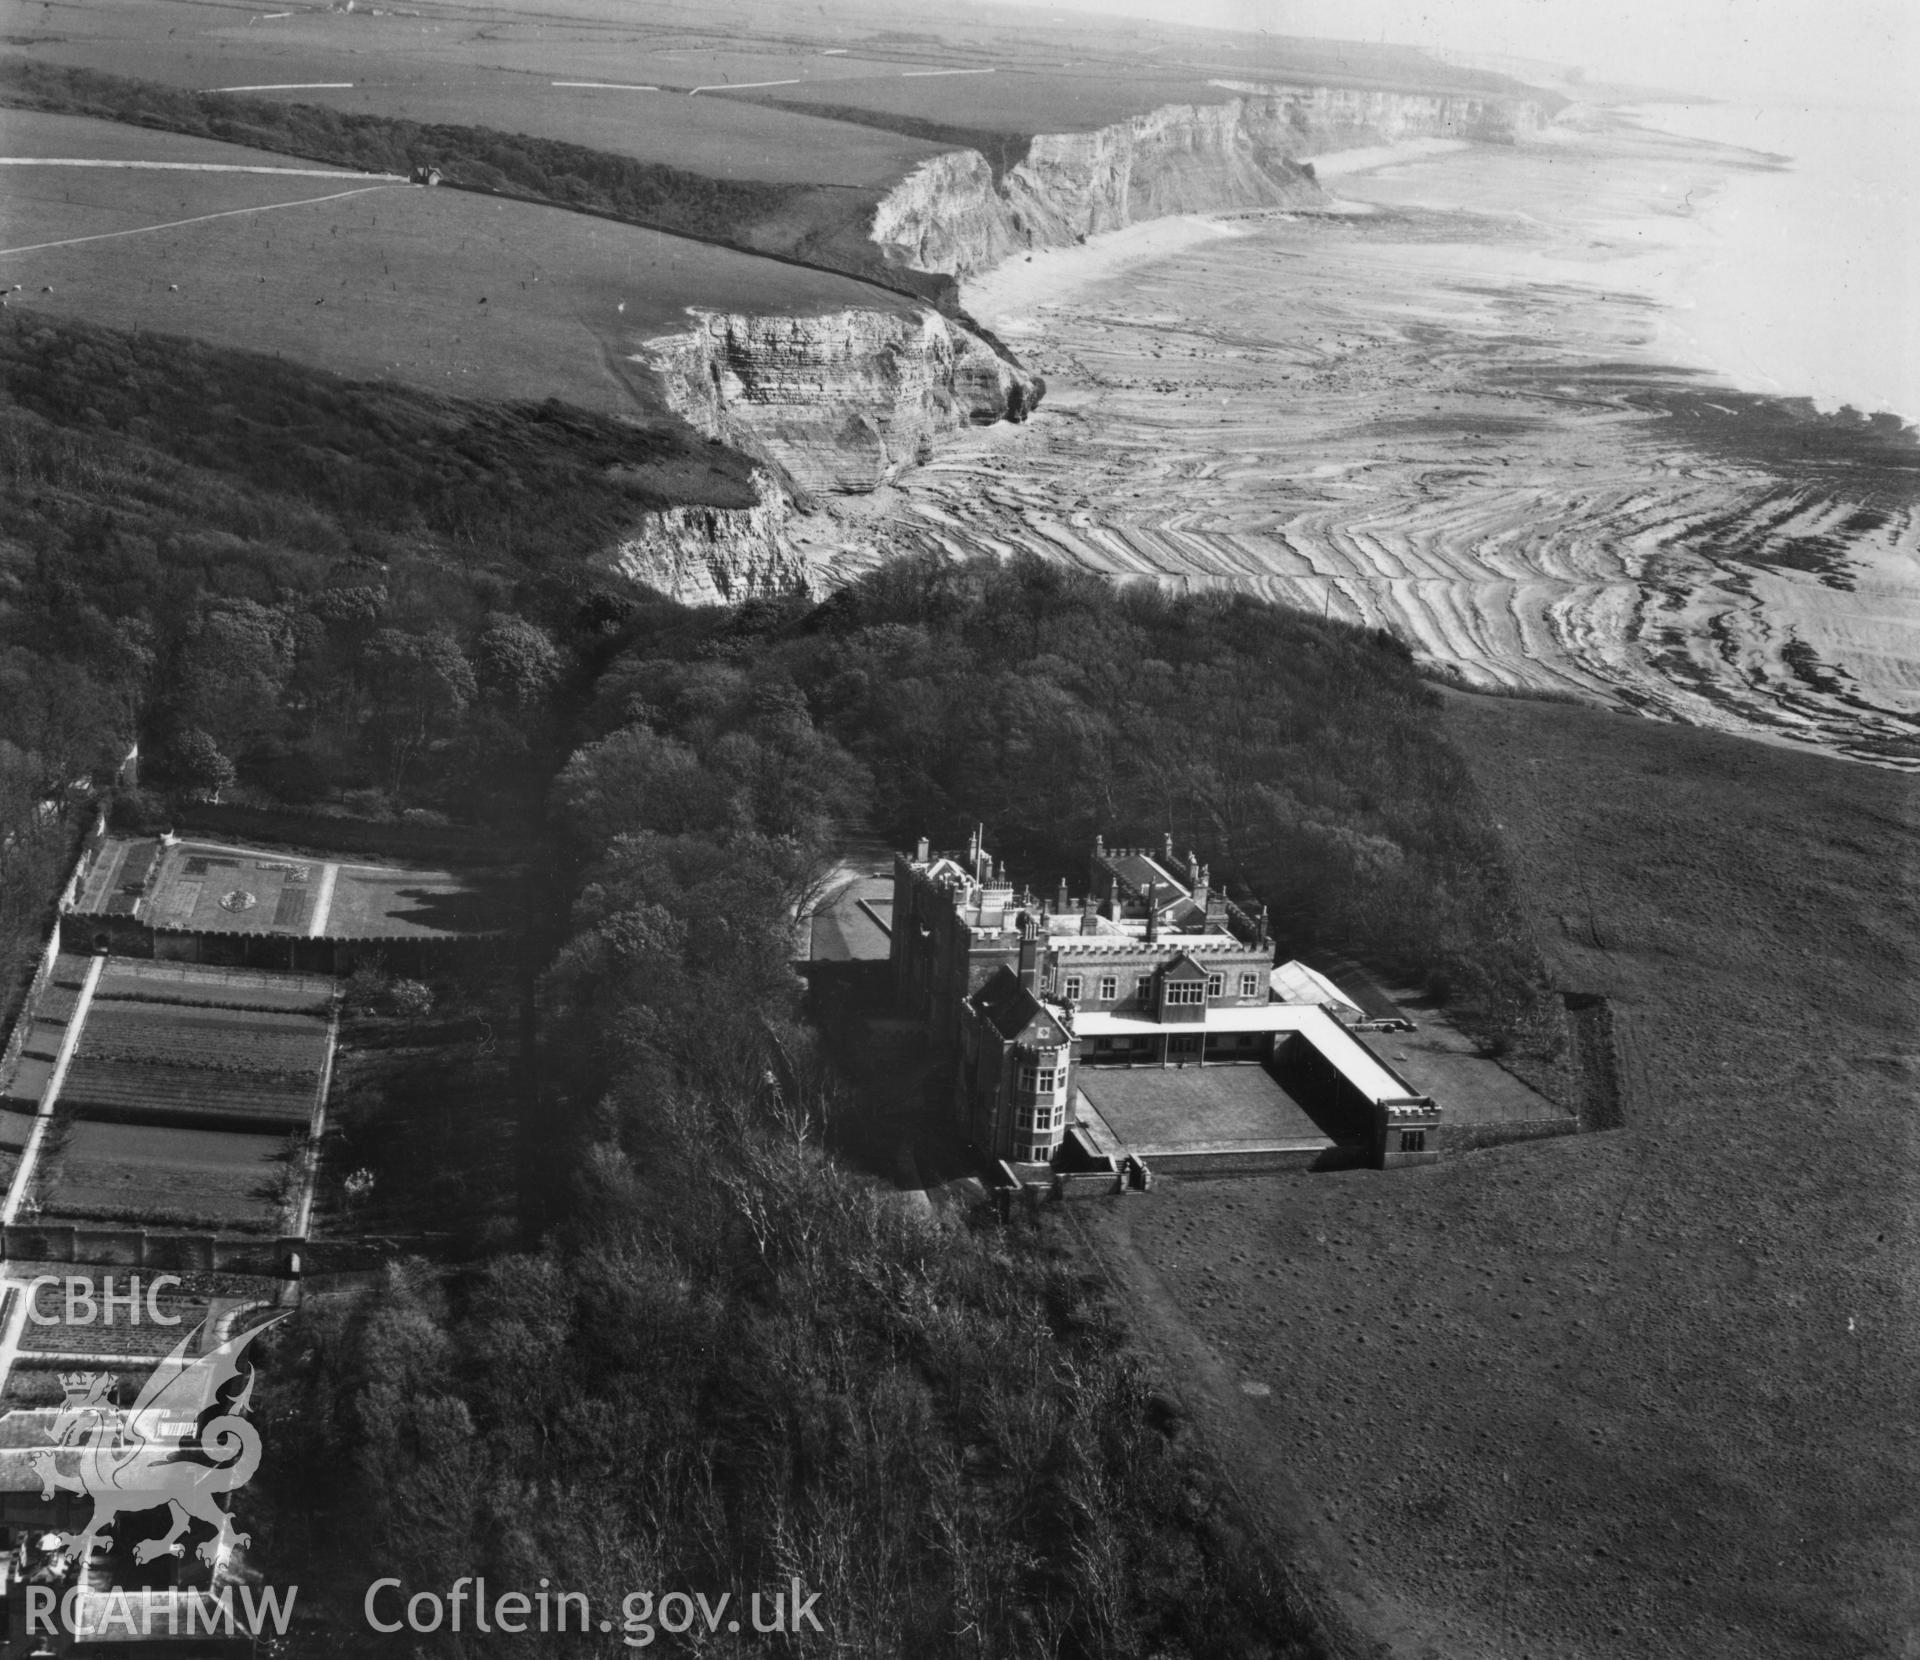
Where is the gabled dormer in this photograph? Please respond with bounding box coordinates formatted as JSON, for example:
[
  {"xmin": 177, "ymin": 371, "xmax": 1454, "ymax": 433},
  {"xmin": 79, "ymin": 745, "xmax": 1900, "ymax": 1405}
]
[{"xmin": 1158, "ymin": 951, "xmax": 1209, "ymax": 1023}]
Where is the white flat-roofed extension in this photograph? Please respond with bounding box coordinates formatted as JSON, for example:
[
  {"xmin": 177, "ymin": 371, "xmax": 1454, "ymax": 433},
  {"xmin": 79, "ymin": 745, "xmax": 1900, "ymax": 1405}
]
[{"xmin": 1072, "ymin": 1003, "xmax": 1417, "ymax": 1104}]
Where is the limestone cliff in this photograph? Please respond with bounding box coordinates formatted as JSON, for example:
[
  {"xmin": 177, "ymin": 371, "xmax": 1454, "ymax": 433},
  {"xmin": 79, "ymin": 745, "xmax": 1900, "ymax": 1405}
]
[
  {"xmin": 872, "ymin": 86, "xmax": 1552, "ymax": 276},
  {"xmin": 613, "ymin": 78, "xmax": 1550, "ymax": 603},
  {"xmin": 609, "ymin": 470, "xmax": 811, "ymax": 607},
  {"xmin": 638, "ymin": 307, "xmax": 1041, "ymax": 497}
]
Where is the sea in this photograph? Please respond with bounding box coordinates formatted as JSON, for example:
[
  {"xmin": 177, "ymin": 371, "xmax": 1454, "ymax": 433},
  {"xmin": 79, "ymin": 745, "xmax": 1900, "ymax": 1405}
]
[{"xmin": 1628, "ymin": 101, "xmax": 1920, "ymax": 425}]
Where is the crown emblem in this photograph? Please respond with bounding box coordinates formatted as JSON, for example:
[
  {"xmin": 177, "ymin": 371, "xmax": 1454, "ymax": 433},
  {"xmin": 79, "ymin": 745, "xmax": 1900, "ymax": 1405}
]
[{"xmin": 58, "ymin": 1373, "xmax": 114, "ymax": 1410}]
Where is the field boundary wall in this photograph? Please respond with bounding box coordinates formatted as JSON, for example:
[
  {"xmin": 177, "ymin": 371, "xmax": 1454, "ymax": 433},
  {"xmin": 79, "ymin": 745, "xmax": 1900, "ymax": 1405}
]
[
  {"xmin": 0, "ymin": 811, "xmax": 107, "ymax": 1092},
  {"xmin": 160, "ymin": 802, "xmax": 517, "ymax": 864},
  {"xmin": 1446, "ymin": 1117, "xmax": 1580, "ymax": 1154},
  {"xmin": 1148, "ymin": 1145, "xmax": 1326, "ymax": 1175}
]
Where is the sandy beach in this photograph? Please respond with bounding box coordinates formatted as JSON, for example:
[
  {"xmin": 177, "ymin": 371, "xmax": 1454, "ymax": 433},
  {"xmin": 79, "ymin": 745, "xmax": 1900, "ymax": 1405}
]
[{"xmin": 806, "ymin": 113, "xmax": 1920, "ymax": 767}]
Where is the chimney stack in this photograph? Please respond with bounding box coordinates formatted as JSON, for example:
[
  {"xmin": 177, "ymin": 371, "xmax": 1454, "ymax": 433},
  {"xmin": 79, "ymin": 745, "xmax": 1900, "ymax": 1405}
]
[
  {"xmin": 1108, "ymin": 882, "xmax": 1122, "ymax": 922},
  {"xmin": 1163, "ymin": 831, "xmax": 1175, "ymax": 861},
  {"xmin": 1080, "ymin": 891, "xmax": 1099, "ymax": 935},
  {"xmin": 1095, "ymin": 832, "xmax": 1106, "ymax": 856},
  {"xmin": 1056, "ymin": 877, "xmax": 1071, "ymax": 914},
  {"xmin": 1145, "ymin": 881, "xmax": 1158, "ymax": 944},
  {"xmin": 1192, "ymin": 863, "xmax": 1209, "ymax": 915},
  {"xmin": 915, "ymin": 835, "xmax": 929, "ymax": 863},
  {"xmin": 1017, "ymin": 912, "xmax": 1040, "ymax": 992}
]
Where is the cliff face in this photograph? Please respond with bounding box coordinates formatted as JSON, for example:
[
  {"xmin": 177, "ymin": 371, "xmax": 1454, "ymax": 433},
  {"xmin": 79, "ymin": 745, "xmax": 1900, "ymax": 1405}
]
[
  {"xmin": 613, "ymin": 79, "xmax": 1551, "ymax": 604},
  {"xmin": 872, "ymin": 87, "xmax": 1552, "ymax": 276},
  {"xmin": 639, "ymin": 307, "xmax": 1042, "ymax": 497},
  {"xmin": 609, "ymin": 469, "xmax": 812, "ymax": 607}
]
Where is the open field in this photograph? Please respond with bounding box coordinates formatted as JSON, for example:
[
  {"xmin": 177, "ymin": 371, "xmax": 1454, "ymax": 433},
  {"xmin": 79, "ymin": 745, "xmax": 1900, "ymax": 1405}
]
[
  {"xmin": 258, "ymin": 77, "xmax": 946, "ymax": 187},
  {"xmin": 35, "ymin": 1117, "xmax": 288, "ymax": 1230},
  {"xmin": 737, "ymin": 70, "xmax": 1316, "ymax": 139},
  {"xmin": 0, "ymin": 111, "xmax": 915, "ymax": 418},
  {"xmin": 4, "ymin": 0, "xmax": 1529, "ymax": 137},
  {"xmin": 0, "ymin": 106, "xmax": 387, "ymax": 169},
  {"xmin": 1080, "ymin": 691, "xmax": 1920, "ymax": 1660}
]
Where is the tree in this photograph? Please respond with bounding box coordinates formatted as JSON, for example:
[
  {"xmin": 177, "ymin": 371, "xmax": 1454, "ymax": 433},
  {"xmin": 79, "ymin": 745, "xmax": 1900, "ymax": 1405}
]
[
  {"xmin": 363, "ymin": 628, "xmax": 477, "ymax": 800},
  {"xmin": 474, "ymin": 616, "xmax": 561, "ymax": 709},
  {"xmin": 170, "ymin": 599, "xmax": 294, "ymax": 755},
  {"xmin": 0, "ymin": 651, "xmax": 123, "ymax": 799},
  {"xmin": 166, "ymin": 728, "xmax": 235, "ymax": 802},
  {"xmin": 550, "ymin": 727, "xmax": 727, "ymax": 849}
]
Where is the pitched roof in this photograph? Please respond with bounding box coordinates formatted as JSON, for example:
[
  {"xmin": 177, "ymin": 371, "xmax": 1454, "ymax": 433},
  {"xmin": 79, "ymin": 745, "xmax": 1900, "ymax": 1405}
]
[
  {"xmin": 1270, "ymin": 960, "xmax": 1365, "ymax": 1019},
  {"xmin": 1097, "ymin": 850, "xmax": 1191, "ymax": 907},
  {"xmin": 970, "ymin": 966, "xmax": 1070, "ymax": 1044},
  {"xmin": 1163, "ymin": 950, "xmax": 1209, "ymax": 980}
]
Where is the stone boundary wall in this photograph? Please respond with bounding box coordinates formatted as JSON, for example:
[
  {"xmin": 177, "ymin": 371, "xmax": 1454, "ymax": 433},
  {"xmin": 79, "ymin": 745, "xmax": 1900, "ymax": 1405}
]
[
  {"xmin": 1147, "ymin": 1145, "xmax": 1326, "ymax": 1176},
  {"xmin": 2, "ymin": 1226, "xmax": 454, "ymax": 1277},
  {"xmin": 0, "ymin": 814, "xmax": 105, "ymax": 1095},
  {"xmin": 1447, "ymin": 1117, "xmax": 1579, "ymax": 1155}
]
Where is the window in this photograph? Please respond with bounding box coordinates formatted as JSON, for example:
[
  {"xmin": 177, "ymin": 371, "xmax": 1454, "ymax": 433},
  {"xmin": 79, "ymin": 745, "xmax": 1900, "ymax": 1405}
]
[
  {"xmin": 1052, "ymin": 1105, "xmax": 1064, "ymax": 1129},
  {"xmin": 1165, "ymin": 980, "xmax": 1205, "ymax": 1006},
  {"xmin": 1205, "ymin": 973, "xmax": 1224, "ymax": 997},
  {"xmin": 1168, "ymin": 1034, "xmax": 1202, "ymax": 1057},
  {"xmin": 1135, "ymin": 975, "xmax": 1153, "ymax": 1001},
  {"xmin": 1098, "ymin": 975, "xmax": 1117, "ymax": 1001},
  {"xmin": 1019, "ymin": 1064, "xmax": 1060, "ymax": 1094},
  {"xmin": 1399, "ymin": 1130, "xmax": 1427, "ymax": 1153},
  {"xmin": 1062, "ymin": 975, "xmax": 1082, "ymax": 1002},
  {"xmin": 1241, "ymin": 972, "xmax": 1262, "ymax": 998}
]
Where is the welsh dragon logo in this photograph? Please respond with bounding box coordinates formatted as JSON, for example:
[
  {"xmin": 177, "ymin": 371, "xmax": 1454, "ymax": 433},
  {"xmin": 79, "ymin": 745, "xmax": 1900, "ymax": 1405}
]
[{"xmin": 32, "ymin": 1315, "xmax": 284, "ymax": 1571}]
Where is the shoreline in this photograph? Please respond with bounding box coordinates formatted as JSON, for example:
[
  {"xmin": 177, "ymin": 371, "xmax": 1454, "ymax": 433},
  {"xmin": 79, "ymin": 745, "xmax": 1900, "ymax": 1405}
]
[
  {"xmin": 833, "ymin": 116, "xmax": 1920, "ymax": 769},
  {"xmin": 960, "ymin": 135, "xmax": 1485, "ymax": 321}
]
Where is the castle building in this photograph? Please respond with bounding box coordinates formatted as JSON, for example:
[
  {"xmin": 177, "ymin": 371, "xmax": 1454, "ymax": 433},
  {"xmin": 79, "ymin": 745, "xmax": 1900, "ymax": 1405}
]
[{"xmin": 892, "ymin": 830, "xmax": 1441, "ymax": 1169}]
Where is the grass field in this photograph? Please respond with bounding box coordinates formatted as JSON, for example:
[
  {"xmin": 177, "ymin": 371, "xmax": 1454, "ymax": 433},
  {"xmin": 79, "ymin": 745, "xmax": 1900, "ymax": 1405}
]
[
  {"xmin": 1083, "ymin": 693, "xmax": 1920, "ymax": 1660},
  {"xmin": 3, "ymin": 0, "xmax": 1548, "ymax": 227},
  {"xmin": 0, "ymin": 110, "xmax": 916, "ymax": 419},
  {"xmin": 274, "ymin": 78, "xmax": 946, "ymax": 187},
  {"xmin": 37, "ymin": 1117, "xmax": 289, "ymax": 1232},
  {"xmin": 733, "ymin": 70, "xmax": 1275, "ymax": 139},
  {"xmin": 0, "ymin": 106, "xmax": 382, "ymax": 169}
]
